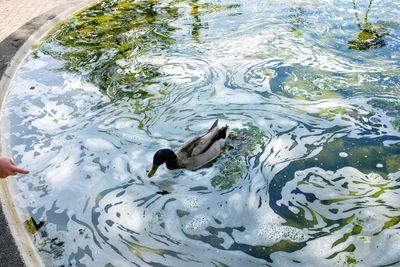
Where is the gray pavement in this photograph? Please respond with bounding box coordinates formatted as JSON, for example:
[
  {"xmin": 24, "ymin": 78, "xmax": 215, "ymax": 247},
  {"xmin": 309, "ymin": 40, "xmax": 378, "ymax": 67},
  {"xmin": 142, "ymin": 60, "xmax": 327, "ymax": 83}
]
[
  {"xmin": 0, "ymin": 206, "xmax": 25, "ymax": 267},
  {"xmin": 0, "ymin": 0, "xmax": 68, "ymax": 42}
]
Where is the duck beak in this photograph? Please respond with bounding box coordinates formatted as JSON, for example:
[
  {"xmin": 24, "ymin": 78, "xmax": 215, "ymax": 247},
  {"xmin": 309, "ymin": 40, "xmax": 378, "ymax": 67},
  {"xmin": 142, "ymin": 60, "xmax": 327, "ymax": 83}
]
[{"xmin": 147, "ymin": 164, "xmax": 158, "ymax": 178}]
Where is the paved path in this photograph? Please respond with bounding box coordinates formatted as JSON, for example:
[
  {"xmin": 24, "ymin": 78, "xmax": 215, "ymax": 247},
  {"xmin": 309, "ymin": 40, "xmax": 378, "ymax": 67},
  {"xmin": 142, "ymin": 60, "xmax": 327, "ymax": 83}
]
[
  {"xmin": 0, "ymin": 203, "xmax": 25, "ymax": 267},
  {"xmin": 0, "ymin": 0, "xmax": 68, "ymax": 42}
]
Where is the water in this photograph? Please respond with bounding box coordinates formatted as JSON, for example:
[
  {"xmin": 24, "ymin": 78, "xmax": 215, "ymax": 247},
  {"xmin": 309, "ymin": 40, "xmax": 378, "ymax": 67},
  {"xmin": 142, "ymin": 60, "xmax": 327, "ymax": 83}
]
[{"xmin": 1, "ymin": 0, "xmax": 400, "ymax": 266}]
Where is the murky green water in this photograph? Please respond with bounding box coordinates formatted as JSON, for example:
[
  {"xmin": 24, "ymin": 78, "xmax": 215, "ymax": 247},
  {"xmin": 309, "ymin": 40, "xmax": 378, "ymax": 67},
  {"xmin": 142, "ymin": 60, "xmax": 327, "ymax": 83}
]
[{"xmin": 2, "ymin": 0, "xmax": 400, "ymax": 266}]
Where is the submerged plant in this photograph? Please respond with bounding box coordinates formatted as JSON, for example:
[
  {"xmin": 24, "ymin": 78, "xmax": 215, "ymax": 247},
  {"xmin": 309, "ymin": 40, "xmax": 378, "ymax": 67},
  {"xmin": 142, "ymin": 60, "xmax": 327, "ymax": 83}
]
[
  {"xmin": 270, "ymin": 63, "xmax": 400, "ymax": 101},
  {"xmin": 39, "ymin": 0, "xmax": 240, "ymax": 99},
  {"xmin": 348, "ymin": 0, "xmax": 388, "ymax": 50},
  {"xmin": 187, "ymin": 0, "xmax": 239, "ymax": 43},
  {"xmin": 189, "ymin": 2, "xmax": 240, "ymax": 14},
  {"xmin": 41, "ymin": 0, "xmax": 182, "ymax": 99},
  {"xmin": 272, "ymin": 65, "xmax": 343, "ymax": 101},
  {"xmin": 211, "ymin": 124, "xmax": 267, "ymax": 190},
  {"xmin": 287, "ymin": 7, "xmax": 308, "ymax": 38}
]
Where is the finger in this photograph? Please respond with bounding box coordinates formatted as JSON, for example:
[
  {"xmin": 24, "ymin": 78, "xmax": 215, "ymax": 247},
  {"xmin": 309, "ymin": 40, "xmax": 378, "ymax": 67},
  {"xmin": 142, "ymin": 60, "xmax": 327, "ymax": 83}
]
[{"xmin": 10, "ymin": 166, "xmax": 29, "ymax": 174}]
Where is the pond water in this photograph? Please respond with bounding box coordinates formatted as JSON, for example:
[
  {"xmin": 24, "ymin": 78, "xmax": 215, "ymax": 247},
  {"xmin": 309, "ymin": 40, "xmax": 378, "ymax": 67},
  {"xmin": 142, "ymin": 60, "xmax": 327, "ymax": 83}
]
[{"xmin": 2, "ymin": 0, "xmax": 400, "ymax": 266}]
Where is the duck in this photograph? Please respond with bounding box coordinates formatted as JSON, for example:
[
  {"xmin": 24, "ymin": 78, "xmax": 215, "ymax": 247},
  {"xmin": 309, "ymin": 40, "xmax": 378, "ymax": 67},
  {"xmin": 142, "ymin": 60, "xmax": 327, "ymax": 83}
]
[{"xmin": 147, "ymin": 120, "xmax": 229, "ymax": 177}]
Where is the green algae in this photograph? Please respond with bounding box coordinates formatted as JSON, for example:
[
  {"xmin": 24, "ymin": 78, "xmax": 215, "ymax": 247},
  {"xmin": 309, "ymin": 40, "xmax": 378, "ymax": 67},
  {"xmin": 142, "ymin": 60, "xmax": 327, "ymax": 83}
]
[
  {"xmin": 345, "ymin": 255, "xmax": 358, "ymax": 266},
  {"xmin": 189, "ymin": 2, "xmax": 240, "ymax": 14},
  {"xmin": 316, "ymin": 106, "xmax": 363, "ymax": 121},
  {"xmin": 289, "ymin": 28, "xmax": 303, "ymax": 38},
  {"xmin": 274, "ymin": 65, "xmax": 344, "ymax": 101},
  {"xmin": 211, "ymin": 124, "xmax": 267, "ymax": 190},
  {"xmin": 327, "ymin": 107, "xmax": 349, "ymax": 115},
  {"xmin": 326, "ymin": 243, "xmax": 355, "ymax": 259},
  {"xmin": 374, "ymin": 215, "xmax": 400, "ymax": 236},
  {"xmin": 356, "ymin": 236, "xmax": 369, "ymax": 242},
  {"xmin": 348, "ymin": 27, "xmax": 387, "ymax": 50},
  {"xmin": 287, "ymin": 7, "xmax": 308, "ymax": 38},
  {"xmin": 331, "ymin": 219, "xmax": 363, "ymax": 248}
]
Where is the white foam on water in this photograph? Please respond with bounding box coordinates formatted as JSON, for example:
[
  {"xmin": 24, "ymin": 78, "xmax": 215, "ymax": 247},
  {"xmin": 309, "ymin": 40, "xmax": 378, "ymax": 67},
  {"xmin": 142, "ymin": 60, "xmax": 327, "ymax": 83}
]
[
  {"xmin": 183, "ymin": 196, "xmax": 200, "ymax": 209},
  {"xmin": 185, "ymin": 214, "xmax": 209, "ymax": 232},
  {"xmin": 256, "ymin": 216, "xmax": 306, "ymax": 243},
  {"xmin": 366, "ymin": 172, "xmax": 385, "ymax": 183}
]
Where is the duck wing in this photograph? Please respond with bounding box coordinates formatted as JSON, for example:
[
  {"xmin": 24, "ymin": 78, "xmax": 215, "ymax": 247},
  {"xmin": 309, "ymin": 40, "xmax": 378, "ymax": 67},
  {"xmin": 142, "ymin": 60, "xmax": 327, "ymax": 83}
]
[
  {"xmin": 177, "ymin": 136, "xmax": 202, "ymax": 159},
  {"xmin": 183, "ymin": 139, "xmax": 226, "ymax": 170},
  {"xmin": 178, "ymin": 120, "xmax": 226, "ymax": 158},
  {"xmin": 207, "ymin": 119, "xmax": 219, "ymax": 133}
]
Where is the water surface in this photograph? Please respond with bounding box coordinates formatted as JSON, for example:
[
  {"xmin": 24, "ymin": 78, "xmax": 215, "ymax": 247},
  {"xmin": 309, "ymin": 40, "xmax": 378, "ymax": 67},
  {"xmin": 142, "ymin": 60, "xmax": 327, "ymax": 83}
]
[{"xmin": 2, "ymin": 0, "xmax": 400, "ymax": 266}]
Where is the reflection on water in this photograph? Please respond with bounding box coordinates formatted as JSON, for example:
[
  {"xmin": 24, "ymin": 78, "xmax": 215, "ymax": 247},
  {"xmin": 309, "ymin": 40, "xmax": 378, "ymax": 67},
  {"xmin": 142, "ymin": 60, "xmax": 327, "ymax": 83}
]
[{"xmin": 2, "ymin": 0, "xmax": 400, "ymax": 266}]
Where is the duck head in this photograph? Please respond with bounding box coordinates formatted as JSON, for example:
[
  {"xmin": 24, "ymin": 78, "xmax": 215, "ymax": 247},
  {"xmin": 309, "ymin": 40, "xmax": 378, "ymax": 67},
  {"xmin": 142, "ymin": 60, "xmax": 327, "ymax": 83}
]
[{"xmin": 147, "ymin": 149, "xmax": 178, "ymax": 177}]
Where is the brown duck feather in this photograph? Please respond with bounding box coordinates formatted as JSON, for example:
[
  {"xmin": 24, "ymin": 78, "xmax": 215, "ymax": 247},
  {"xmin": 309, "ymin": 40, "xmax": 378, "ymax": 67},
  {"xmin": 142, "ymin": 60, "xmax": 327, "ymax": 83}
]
[{"xmin": 176, "ymin": 120, "xmax": 228, "ymax": 170}]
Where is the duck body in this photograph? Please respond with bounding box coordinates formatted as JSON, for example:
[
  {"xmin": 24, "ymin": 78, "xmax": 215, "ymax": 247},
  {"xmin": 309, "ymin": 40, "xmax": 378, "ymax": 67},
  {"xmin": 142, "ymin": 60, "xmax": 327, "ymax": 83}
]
[{"xmin": 148, "ymin": 120, "xmax": 228, "ymax": 177}]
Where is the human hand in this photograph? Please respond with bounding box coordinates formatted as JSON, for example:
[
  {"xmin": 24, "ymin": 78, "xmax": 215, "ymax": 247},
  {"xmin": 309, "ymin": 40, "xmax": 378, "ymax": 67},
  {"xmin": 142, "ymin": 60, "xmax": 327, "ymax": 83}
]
[{"xmin": 0, "ymin": 157, "xmax": 29, "ymax": 178}]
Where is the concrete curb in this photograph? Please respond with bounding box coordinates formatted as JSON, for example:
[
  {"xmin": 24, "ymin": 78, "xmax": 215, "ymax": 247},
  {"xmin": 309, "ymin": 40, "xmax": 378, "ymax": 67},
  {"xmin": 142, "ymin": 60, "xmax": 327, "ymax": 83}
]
[{"xmin": 0, "ymin": 0, "xmax": 100, "ymax": 266}]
